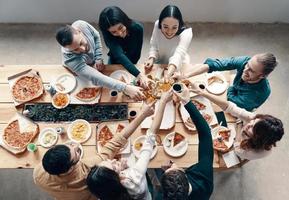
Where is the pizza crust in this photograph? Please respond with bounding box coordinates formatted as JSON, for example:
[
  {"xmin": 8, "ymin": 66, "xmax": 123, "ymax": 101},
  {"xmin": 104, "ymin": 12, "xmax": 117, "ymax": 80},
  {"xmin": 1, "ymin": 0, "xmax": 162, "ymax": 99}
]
[{"xmin": 75, "ymin": 87, "xmax": 100, "ymax": 102}]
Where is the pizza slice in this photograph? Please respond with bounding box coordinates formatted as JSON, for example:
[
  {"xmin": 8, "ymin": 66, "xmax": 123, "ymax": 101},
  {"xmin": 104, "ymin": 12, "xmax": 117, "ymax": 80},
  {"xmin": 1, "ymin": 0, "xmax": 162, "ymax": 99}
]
[
  {"xmin": 116, "ymin": 124, "xmax": 125, "ymax": 134},
  {"xmin": 173, "ymin": 132, "xmax": 185, "ymax": 147},
  {"xmin": 98, "ymin": 125, "xmax": 113, "ymax": 146},
  {"xmin": 75, "ymin": 87, "xmax": 100, "ymax": 102},
  {"xmin": 218, "ymin": 129, "xmax": 231, "ymax": 141},
  {"xmin": 181, "ymin": 79, "xmax": 191, "ymax": 87},
  {"xmin": 191, "ymin": 99, "xmax": 206, "ymax": 110},
  {"xmin": 208, "ymin": 76, "xmax": 224, "ymax": 86},
  {"xmin": 202, "ymin": 113, "xmax": 212, "ymax": 124},
  {"xmin": 213, "ymin": 138, "xmax": 228, "ymax": 151}
]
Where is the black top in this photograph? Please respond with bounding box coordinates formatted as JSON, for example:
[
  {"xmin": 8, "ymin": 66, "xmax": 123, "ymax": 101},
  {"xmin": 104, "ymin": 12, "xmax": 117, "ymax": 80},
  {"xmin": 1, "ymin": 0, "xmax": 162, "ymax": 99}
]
[
  {"xmin": 184, "ymin": 102, "xmax": 214, "ymax": 200},
  {"xmin": 102, "ymin": 21, "xmax": 143, "ymax": 77}
]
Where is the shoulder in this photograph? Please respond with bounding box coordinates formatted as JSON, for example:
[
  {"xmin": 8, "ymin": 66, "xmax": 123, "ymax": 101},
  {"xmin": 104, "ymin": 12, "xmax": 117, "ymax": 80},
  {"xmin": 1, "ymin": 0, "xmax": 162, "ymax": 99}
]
[
  {"xmin": 179, "ymin": 27, "xmax": 193, "ymax": 39},
  {"xmin": 130, "ymin": 21, "xmax": 144, "ymax": 33},
  {"xmin": 73, "ymin": 20, "xmax": 98, "ymax": 33},
  {"xmin": 33, "ymin": 164, "xmax": 50, "ymax": 184}
]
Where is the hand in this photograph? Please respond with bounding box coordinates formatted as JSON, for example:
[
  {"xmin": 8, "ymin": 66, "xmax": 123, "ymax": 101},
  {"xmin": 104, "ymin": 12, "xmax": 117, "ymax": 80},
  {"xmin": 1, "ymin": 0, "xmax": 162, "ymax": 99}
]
[
  {"xmin": 144, "ymin": 57, "xmax": 154, "ymax": 71},
  {"xmin": 172, "ymin": 83, "xmax": 191, "ymax": 104},
  {"xmin": 165, "ymin": 64, "xmax": 177, "ymax": 81},
  {"xmin": 190, "ymin": 81, "xmax": 205, "ymax": 95},
  {"xmin": 141, "ymin": 100, "xmax": 156, "ymax": 118},
  {"xmin": 94, "ymin": 60, "xmax": 105, "ymax": 72},
  {"xmin": 119, "ymin": 158, "xmax": 129, "ymax": 170},
  {"xmin": 160, "ymin": 89, "xmax": 173, "ymax": 104},
  {"xmin": 137, "ymin": 73, "xmax": 150, "ymax": 89},
  {"xmin": 124, "ymin": 85, "xmax": 145, "ymax": 101},
  {"xmin": 172, "ymin": 71, "xmax": 185, "ymax": 81}
]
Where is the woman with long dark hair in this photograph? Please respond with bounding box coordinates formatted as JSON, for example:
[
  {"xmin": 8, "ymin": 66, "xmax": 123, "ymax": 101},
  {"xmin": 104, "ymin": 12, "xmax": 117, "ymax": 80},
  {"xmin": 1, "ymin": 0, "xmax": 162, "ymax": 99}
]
[
  {"xmin": 99, "ymin": 6, "xmax": 149, "ymax": 87},
  {"xmin": 144, "ymin": 5, "xmax": 193, "ymax": 79}
]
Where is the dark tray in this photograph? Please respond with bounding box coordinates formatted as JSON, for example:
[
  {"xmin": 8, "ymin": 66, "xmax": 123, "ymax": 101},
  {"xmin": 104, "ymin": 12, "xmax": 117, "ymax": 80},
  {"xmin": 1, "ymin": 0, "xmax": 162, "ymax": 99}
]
[{"xmin": 23, "ymin": 103, "xmax": 128, "ymax": 122}]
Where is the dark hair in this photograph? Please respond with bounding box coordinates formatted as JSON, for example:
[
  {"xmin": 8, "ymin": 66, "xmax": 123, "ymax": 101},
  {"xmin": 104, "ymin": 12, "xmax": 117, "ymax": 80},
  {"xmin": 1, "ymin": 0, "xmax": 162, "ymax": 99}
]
[
  {"xmin": 99, "ymin": 6, "xmax": 132, "ymax": 34},
  {"xmin": 42, "ymin": 145, "xmax": 73, "ymax": 175},
  {"xmin": 158, "ymin": 5, "xmax": 186, "ymax": 35},
  {"xmin": 241, "ymin": 114, "xmax": 284, "ymax": 151},
  {"xmin": 257, "ymin": 53, "xmax": 278, "ymax": 76},
  {"xmin": 55, "ymin": 25, "xmax": 76, "ymax": 47},
  {"xmin": 161, "ymin": 169, "xmax": 189, "ymax": 200},
  {"xmin": 87, "ymin": 166, "xmax": 133, "ymax": 200}
]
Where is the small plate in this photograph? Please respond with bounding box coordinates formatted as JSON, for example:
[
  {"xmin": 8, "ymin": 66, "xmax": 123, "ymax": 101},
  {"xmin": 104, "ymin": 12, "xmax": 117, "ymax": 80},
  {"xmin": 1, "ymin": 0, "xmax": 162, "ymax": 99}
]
[
  {"xmin": 206, "ymin": 72, "xmax": 228, "ymax": 95},
  {"xmin": 38, "ymin": 128, "xmax": 58, "ymax": 148},
  {"xmin": 212, "ymin": 125, "xmax": 236, "ymax": 150},
  {"xmin": 163, "ymin": 132, "xmax": 188, "ymax": 157},
  {"xmin": 67, "ymin": 119, "xmax": 92, "ymax": 143},
  {"xmin": 54, "ymin": 73, "xmax": 77, "ymax": 94},
  {"xmin": 132, "ymin": 135, "xmax": 157, "ymax": 159},
  {"xmin": 52, "ymin": 93, "xmax": 70, "ymax": 109},
  {"xmin": 110, "ymin": 70, "xmax": 132, "ymax": 84},
  {"xmin": 65, "ymin": 140, "xmax": 84, "ymax": 158}
]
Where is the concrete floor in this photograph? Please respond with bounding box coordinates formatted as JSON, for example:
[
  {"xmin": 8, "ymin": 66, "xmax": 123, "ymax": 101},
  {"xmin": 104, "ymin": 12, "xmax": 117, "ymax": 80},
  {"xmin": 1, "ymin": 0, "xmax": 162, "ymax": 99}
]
[{"xmin": 0, "ymin": 22, "xmax": 289, "ymax": 200}]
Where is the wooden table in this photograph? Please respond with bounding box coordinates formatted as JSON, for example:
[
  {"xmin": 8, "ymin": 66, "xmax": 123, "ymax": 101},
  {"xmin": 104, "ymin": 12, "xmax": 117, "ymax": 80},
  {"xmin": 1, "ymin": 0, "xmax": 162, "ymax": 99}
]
[{"xmin": 0, "ymin": 64, "xmax": 242, "ymax": 169}]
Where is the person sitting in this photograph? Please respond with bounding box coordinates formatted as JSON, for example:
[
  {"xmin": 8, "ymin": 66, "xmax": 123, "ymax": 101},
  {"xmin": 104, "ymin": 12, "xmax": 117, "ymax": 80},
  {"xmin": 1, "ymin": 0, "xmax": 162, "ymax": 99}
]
[
  {"xmin": 56, "ymin": 20, "xmax": 144, "ymax": 101},
  {"xmin": 86, "ymin": 91, "xmax": 173, "ymax": 200},
  {"xmin": 191, "ymin": 82, "xmax": 284, "ymax": 160},
  {"xmin": 173, "ymin": 53, "xmax": 278, "ymax": 111},
  {"xmin": 33, "ymin": 104, "xmax": 155, "ymax": 200},
  {"xmin": 161, "ymin": 85, "xmax": 214, "ymax": 200},
  {"xmin": 99, "ymin": 6, "xmax": 149, "ymax": 88},
  {"xmin": 144, "ymin": 5, "xmax": 193, "ymax": 79}
]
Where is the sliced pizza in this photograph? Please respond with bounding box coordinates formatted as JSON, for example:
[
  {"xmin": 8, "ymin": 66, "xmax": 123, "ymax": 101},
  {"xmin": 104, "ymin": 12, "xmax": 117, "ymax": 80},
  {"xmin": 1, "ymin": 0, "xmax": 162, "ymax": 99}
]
[
  {"xmin": 191, "ymin": 99, "xmax": 206, "ymax": 110},
  {"xmin": 218, "ymin": 129, "xmax": 231, "ymax": 141},
  {"xmin": 98, "ymin": 125, "xmax": 113, "ymax": 146},
  {"xmin": 116, "ymin": 124, "xmax": 125, "ymax": 134},
  {"xmin": 208, "ymin": 76, "xmax": 224, "ymax": 85},
  {"xmin": 173, "ymin": 132, "xmax": 185, "ymax": 147},
  {"xmin": 213, "ymin": 138, "xmax": 228, "ymax": 151},
  {"xmin": 75, "ymin": 87, "xmax": 100, "ymax": 102},
  {"xmin": 202, "ymin": 113, "xmax": 212, "ymax": 124}
]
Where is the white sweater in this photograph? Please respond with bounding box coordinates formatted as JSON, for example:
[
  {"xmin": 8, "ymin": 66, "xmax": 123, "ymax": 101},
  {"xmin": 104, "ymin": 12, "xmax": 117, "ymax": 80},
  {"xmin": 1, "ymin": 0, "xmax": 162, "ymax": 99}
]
[
  {"xmin": 148, "ymin": 20, "xmax": 193, "ymax": 70},
  {"xmin": 225, "ymin": 102, "xmax": 272, "ymax": 160}
]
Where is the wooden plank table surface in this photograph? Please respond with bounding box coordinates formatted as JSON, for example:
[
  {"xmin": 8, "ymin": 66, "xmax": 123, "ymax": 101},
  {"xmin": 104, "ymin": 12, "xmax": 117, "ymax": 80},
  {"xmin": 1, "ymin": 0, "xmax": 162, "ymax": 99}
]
[{"xmin": 0, "ymin": 64, "xmax": 243, "ymax": 169}]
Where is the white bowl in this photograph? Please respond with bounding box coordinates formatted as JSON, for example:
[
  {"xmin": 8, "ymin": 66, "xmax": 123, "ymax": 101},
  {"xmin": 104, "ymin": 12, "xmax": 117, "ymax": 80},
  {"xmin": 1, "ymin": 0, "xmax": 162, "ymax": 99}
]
[
  {"xmin": 38, "ymin": 128, "xmax": 58, "ymax": 148},
  {"xmin": 67, "ymin": 119, "xmax": 92, "ymax": 143},
  {"xmin": 132, "ymin": 135, "xmax": 157, "ymax": 159},
  {"xmin": 52, "ymin": 93, "xmax": 70, "ymax": 109}
]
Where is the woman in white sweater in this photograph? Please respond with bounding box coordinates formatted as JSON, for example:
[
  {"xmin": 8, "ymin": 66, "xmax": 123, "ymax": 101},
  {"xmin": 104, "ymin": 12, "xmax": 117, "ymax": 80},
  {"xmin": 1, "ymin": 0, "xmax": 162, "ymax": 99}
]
[
  {"xmin": 144, "ymin": 5, "xmax": 193, "ymax": 79},
  {"xmin": 190, "ymin": 82, "xmax": 284, "ymax": 160},
  {"xmin": 86, "ymin": 91, "xmax": 173, "ymax": 200}
]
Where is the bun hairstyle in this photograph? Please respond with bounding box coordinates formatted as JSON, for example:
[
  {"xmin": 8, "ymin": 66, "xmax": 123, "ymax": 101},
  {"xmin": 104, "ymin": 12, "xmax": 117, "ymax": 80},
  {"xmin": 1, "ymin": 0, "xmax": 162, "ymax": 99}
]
[{"xmin": 158, "ymin": 5, "xmax": 186, "ymax": 35}]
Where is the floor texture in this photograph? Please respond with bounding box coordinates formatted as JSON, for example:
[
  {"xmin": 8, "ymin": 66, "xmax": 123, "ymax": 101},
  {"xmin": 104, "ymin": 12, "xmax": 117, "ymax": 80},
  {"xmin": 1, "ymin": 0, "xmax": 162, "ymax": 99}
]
[{"xmin": 0, "ymin": 22, "xmax": 289, "ymax": 200}]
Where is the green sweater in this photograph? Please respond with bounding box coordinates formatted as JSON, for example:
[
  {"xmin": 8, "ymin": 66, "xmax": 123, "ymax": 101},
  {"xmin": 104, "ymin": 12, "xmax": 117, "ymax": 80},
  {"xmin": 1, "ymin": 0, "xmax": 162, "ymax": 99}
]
[
  {"xmin": 185, "ymin": 102, "xmax": 214, "ymax": 200},
  {"xmin": 101, "ymin": 21, "xmax": 143, "ymax": 77},
  {"xmin": 205, "ymin": 56, "xmax": 271, "ymax": 111}
]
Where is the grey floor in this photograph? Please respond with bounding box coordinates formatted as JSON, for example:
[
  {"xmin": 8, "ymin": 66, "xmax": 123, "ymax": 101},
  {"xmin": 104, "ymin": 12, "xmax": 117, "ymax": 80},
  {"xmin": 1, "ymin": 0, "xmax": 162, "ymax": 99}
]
[{"xmin": 0, "ymin": 22, "xmax": 289, "ymax": 200}]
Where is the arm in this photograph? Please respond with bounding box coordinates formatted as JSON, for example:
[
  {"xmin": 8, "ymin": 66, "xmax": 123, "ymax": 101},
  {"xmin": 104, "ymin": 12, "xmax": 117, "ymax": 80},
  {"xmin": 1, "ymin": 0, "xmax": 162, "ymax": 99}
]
[
  {"xmin": 205, "ymin": 56, "xmax": 250, "ymax": 73},
  {"xmin": 130, "ymin": 22, "xmax": 143, "ymax": 64},
  {"xmin": 87, "ymin": 22, "xmax": 103, "ymax": 61},
  {"xmin": 148, "ymin": 21, "xmax": 159, "ymax": 61}
]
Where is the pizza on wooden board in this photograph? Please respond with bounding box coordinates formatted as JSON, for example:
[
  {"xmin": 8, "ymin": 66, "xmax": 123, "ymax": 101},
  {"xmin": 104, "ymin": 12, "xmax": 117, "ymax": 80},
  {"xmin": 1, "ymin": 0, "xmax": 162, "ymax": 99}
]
[
  {"xmin": 98, "ymin": 125, "xmax": 113, "ymax": 146},
  {"xmin": 75, "ymin": 87, "xmax": 100, "ymax": 102},
  {"xmin": 3, "ymin": 120, "xmax": 38, "ymax": 149},
  {"xmin": 12, "ymin": 76, "xmax": 43, "ymax": 102},
  {"xmin": 173, "ymin": 132, "xmax": 185, "ymax": 147},
  {"xmin": 191, "ymin": 99, "xmax": 206, "ymax": 110}
]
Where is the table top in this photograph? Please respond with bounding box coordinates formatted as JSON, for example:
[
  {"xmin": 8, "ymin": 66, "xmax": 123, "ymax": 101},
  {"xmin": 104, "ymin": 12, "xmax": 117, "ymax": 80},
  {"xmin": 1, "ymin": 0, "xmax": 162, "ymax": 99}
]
[{"xmin": 0, "ymin": 64, "xmax": 242, "ymax": 170}]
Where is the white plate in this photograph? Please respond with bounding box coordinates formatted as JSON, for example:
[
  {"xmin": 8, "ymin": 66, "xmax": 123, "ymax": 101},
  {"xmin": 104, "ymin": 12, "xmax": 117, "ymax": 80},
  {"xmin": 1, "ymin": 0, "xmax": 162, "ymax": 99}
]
[
  {"xmin": 163, "ymin": 132, "xmax": 188, "ymax": 157},
  {"xmin": 132, "ymin": 135, "xmax": 157, "ymax": 159},
  {"xmin": 65, "ymin": 140, "xmax": 84, "ymax": 158},
  {"xmin": 110, "ymin": 70, "xmax": 132, "ymax": 84},
  {"xmin": 54, "ymin": 73, "xmax": 77, "ymax": 94},
  {"xmin": 51, "ymin": 93, "xmax": 70, "ymax": 109},
  {"xmin": 38, "ymin": 128, "xmax": 58, "ymax": 148},
  {"xmin": 211, "ymin": 125, "xmax": 236, "ymax": 149},
  {"xmin": 206, "ymin": 72, "xmax": 228, "ymax": 95},
  {"xmin": 67, "ymin": 119, "xmax": 92, "ymax": 143}
]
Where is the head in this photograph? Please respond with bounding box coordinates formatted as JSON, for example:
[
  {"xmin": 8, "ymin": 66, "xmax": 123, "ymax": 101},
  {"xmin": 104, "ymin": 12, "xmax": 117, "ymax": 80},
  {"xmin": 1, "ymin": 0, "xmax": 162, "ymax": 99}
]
[
  {"xmin": 241, "ymin": 114, "xmax": 284, "ymax": 151},
  {"xmin": 55, "ymin": 25, "xmax": 89, "ymax": 53},
  {"xmin": 87, "ymin": 164, "xmax": 132, "ymax": 200},
  {"xmin": 42, "ymin": 143, "xmax": 81, "ymax": 175},
  {"xmin": 99, "ymin": 6, "xmax": 132, "ymax": 38},
  {"xmin": 158, "ymin": 5, "xmax": 185, "ymax": 39},
  {"xmin": 161, "ymin": 162, "xmax": 189, "ymax": 200},
  {"xmin": 242, "ymin": 53, "xmax": 277, "ymax": 83}
]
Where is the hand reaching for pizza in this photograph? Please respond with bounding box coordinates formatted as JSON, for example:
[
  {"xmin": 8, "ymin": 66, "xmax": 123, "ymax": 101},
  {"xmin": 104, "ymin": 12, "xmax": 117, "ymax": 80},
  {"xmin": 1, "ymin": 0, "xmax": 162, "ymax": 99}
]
[
  {"xmin": 171, "ymin": 71, "xmax": 185, "ymax": 81},
  {"xmin": 160, "ymin": 89, "xmax": 173, "ymax": 103},
  {"xmin": 172, "ymin": 84, "xmax": 191, "ymax": 105},
  {"xmin": 93, "ymin": 60, "xmax": 105, "ymax": 72},
  {"xmin": 137, "ymin": 73, "xmax": 150, "ymax": 89},
  {"xmin": 141, "ymin": 100, "xmax": 156, "ymax": 118},
  {"xmin": 124, "ymin": 85, "xmax": 145, "ymax": 101}
]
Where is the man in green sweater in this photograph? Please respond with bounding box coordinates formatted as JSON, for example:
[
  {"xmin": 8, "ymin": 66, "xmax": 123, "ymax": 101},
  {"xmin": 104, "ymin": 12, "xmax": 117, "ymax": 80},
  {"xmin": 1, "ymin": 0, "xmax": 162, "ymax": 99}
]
[
  {"xmin": 173, "ymin": 53, "xmax": 278, "ymax": 111},
  {"xmin": 161, "ymin": 85, "xmax": 214, "ymax": 200}
]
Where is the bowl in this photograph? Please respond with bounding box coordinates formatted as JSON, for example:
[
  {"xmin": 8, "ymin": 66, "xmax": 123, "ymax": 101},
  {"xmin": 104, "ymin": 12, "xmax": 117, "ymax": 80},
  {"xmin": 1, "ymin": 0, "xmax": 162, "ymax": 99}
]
[
  {"xmin": 67, "ymin": 119, "xmax": 91, "ymax": 143},
  {"xmin": 52, "ymin": 93, "xmax": 70, "ymax": 109},
  {"xmin": 38, "ymin": 128, "xmax": 58, "ymax": 148},
  {"xmin": 132, "ymin": 135, "xmax": 157, "ymax": 159}
]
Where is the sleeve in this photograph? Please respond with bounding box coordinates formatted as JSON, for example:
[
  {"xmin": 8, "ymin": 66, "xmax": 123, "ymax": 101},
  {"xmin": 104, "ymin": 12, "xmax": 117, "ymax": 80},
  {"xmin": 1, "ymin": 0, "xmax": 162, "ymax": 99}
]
[
  {"xmin": 102, "ymin": 31, "xmax": 140, "ymax": 77},
  {"xmin": 131, "ymin": 22, "xmax": 143, "ymax": 64},
  {"xmin": 234, "ymin": 142, "xmax": 264, "ymax": 160},
  {"xmin": 205, "ymin": 56, "xmax": 250, "ymax": 73},
  {"xmin": 184, "ymin": 102, "xmax": 213, "ymax": 176},
  {"xmin": 227, "ymin": 86, "xmax": 270, "ymax": 111},
  {"xmin": 169, "ymin": 28, "xmax": 193, "ymax": 70},
  {"xmin": 224, "ymin": 101, "xmax": 255, "ymax": 122},
  {"xmin": 63, "ymin": 53, "xmax": 126, "ymax": 91},
  {"xmin": 90, "ymin": 25, "xmax": 102, "ymax": 61},
  {"xmin": 148, "ymin": 21, "xmax": 159, "ymax": 59}
]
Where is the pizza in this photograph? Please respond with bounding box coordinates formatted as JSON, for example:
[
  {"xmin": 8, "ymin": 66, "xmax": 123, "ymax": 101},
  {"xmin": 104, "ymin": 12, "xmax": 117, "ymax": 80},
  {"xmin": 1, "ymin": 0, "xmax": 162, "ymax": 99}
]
[
  {"xmin": 181, "ymin": 79, "xmax": 191, "ymax": 87},
  {"xmin": 173, "ymin": 132, "xmax": 185, "ymax": 147},
  {"xmin": 98, "ymin": 125, "xmax": 113, "ymax": 146},
  {"xmin": 3, "ymin": 120, "xmax": 37, "ymax": 149},
  {"xmin": 116, "ymin": 124, "xmax": 125, "ymax": 133},
  {"xmin": 75, "ymin": 87, "xmax": 100, "ymax": 102},
  {"xmin": 191, "ymin": 99, "xmax": 206, "ymax": 110},
  {"xmin": 202, "ymin": 113, "xmax": 212, "ymax": 124},
  {"xmin": 12, "ymin": 75, "xmax": 43, "ymax": 102},
  {"xmin": 208, "ymin": 76, "xmax": 224, "ymax": 85},
  {"xmin": 218, "ymin": 129, "xmax": 231, "ymax": 141},
  {"xmin": 213, "ymin": 138, "xmax": 228, "ymax": 151}
]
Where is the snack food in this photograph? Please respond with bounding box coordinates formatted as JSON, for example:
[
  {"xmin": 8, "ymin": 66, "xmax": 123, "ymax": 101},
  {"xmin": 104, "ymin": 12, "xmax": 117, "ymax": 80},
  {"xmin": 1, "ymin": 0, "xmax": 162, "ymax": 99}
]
[
  {"xmin": 71, "ymin": 122, "xmax": 89, "ymax": 142},
  {"xmin": 3, "ymin": 120, "xmax": 36, "ymax": 149},
  {"xmin": 52, "ymin": 93, "xmax": 69, "ymax": 108},
  {"xmin": 202, "ymin": 113, "xmax": 212, "ymax": 124},
  {"xmin": 116, "ymin": 124, "xmax": 125, "ymax": 133},
  {"xmin": 98, "ymin": 125, "xmax": 113, "ymax": 146},
  {"xmin": 208, "ymin": 76, "xmax": 224, "ymax": 85},
  {"xmin": 134, "ymin": 141, "xmax": 143, "ymax": 151},
  {"xmin": 218, "ymin": 129, "xmax": 231, "ymax": 141},
  {"xmin": 12, "ymin": 76, "xmax": 43, "ymax": 102},
  {"xmin": 173, "ymin": 132, "xmax": 185, "ymax": 147},
  {"xmin": 75, "ymin": 87, "xmax": 100, "ymax": 102},
  {"xmin": 40, "ymin": 130, "xmax": 58, "ymax": 147},
  {"xmin": 213, "ymin": 138, "xmax": 228, "ymax": 151},
  {"xmin": 191, "ymin": 99, "xmax": 206, "ymax": 110}
]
